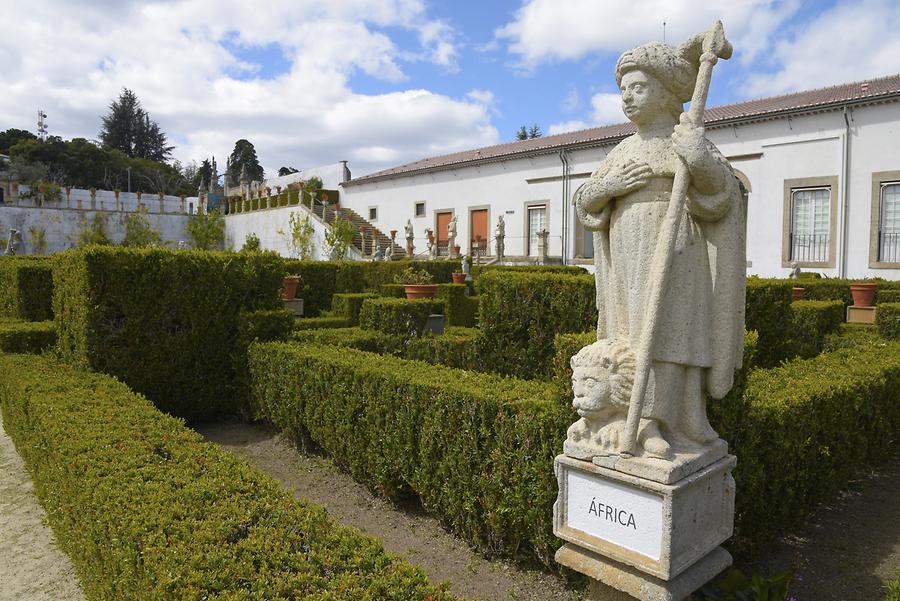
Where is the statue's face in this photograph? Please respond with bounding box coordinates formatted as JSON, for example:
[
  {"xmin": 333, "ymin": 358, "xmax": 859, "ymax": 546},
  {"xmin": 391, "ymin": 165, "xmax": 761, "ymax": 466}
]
[
  {"xmin": 572, "ymin": 367, "xmax": 610, "ymax": 416},
  {"xmin": 620, "ymin": 70, "xmax": 669, "ymax": 126}
]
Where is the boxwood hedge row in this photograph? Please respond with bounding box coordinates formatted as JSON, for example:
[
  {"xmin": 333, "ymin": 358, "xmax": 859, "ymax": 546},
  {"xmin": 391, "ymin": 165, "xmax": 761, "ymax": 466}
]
[
  {"xmin": 0, "ymin": 256, "xmax": 54, "ymax": 321},
  {"xmin": 359, "ymin": 297, "xmax": 445, "ymax": 337},
  {"xmin": 252, "ymin": 330, "xmax": 898, "ymax": 563},
  {"xmin": 787, "ymin": 299, "xmax": 845, "ymax": 359},
  {"xmin": 877, "ymin": 302, "xmax": 900, "ymax": 339},
  {"xmin": 0, "ymin": 318, "xmax": 56, "ymax": 353},
  {"xmin": 249, "ymin": 341, "xmax": 569, "ymax": 567},
  {"xmin": 283, "ymin": 260, "xmax": 460, "ymax": 317},
  {"xmin": 53, "ymin": 246, "xmax": 284, "ymax": 420},
  {"xmin": 0, "ymin": 353, "xmax": 454, "ymax": 600},
  {"xmin": 331, "ymin": 292, "xmax": 379, "ymax": 326}
]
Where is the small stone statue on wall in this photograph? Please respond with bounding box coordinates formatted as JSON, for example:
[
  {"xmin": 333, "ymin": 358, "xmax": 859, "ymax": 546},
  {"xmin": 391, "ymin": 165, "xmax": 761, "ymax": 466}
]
[
  {"xmin": 447, "ymin": 215, "xmax": 458, "ymax": 257},
  {"xmin": 4, "ymin": 229, "xmax": 22, "ymax": 255},
  {"xmin": 494, "ymin": 215, "xmax": 505, "ymax": 260},
  {"xmin": 405, "ymin": 219, "xmax": 415, "ymax": 258}
]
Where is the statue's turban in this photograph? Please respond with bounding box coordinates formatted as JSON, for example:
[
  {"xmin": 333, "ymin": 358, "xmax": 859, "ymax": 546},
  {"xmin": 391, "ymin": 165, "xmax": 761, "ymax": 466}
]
[{"xmin": 615, "ymin": 42, "xmax": 697, "ymax": 103}]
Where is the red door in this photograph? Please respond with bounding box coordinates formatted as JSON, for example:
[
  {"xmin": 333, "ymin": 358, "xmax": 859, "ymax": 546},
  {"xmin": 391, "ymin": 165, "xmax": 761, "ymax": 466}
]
[
  {"xmin": 436, "ymin": 211, "xmax": 452, "ymax": 254},
  {"xmin": 470, "ymin": 209, "xmax": 488, "ymax": 254}
]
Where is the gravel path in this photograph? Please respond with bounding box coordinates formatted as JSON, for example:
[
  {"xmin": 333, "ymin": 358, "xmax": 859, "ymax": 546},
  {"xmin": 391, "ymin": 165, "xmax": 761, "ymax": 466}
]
[{"xmin": 0, "ymin": 415, "xmax": 84, "ymax": 601}]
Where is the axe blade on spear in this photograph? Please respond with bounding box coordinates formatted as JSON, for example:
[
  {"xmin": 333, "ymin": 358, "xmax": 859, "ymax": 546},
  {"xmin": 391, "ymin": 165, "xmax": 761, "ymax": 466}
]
[{"xmin": 619, "ymin": 21, "xmax": 733, "ymax": 458}]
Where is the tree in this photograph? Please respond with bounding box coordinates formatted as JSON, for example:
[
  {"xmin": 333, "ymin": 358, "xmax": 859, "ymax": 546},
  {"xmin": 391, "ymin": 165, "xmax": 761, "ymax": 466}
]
[
  {"xmin": 278, "ymin": 211, "xmax": 315, "ymax": 259},
  {"xmin": 0, "ymin": 128, "xmax": 37, "ymax": 154},
  {"xmin": 515, "ymin": 124, "xmax": 542, "ymax": 140},
  {"xmin": 77, "ymin": 214, "xmax": 112, "ymax": 247},
  {"xmin": 186, "ymin": 209, "xmax": 225, "ymax": 250},
  {"xmin": 121, "ymin": 206, "xmax": 162, "ymax": 247},
  {"xmin": 278, "ymin": 166, "xmax": 299, "ymax": 177},
  {"xmin": 225, "ymin": 139, "xmax": 264, "ymax": 185},
  {"xmin": 99, "ymin": 88, "xmax": 173, "ymax": 161},
  {"xmin": 324, "ymin": 215, "xmax": 357, "ymax": 260}
]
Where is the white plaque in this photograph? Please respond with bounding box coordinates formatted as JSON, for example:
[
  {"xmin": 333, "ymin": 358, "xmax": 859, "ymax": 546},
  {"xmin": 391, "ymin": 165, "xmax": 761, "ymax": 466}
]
[{"xmin": 566, "ymin": 470, "xmax": 663, "ymax": 560}]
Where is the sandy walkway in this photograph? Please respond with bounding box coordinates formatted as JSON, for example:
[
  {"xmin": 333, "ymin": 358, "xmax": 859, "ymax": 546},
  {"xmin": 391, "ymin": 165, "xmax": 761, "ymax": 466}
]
[{"xmin": 0, "ymin": 415, "xmax": 84, "ymax": 601}]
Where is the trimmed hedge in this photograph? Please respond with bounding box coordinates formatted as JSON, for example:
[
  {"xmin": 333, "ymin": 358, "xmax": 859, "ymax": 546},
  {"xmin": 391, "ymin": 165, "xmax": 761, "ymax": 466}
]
[
  {"xmin": 294, "ymin": 315, "xmax": 350, "ymax": 330},
  {"xmin": 475, "ymin": 270, "xmax": 596, "ymax": 379},
  {"xmin": 0, "ymin": 353, "xmax": 453, "ymax": 600},
  {"xmin": 249, "ymin": 342, "xmax": 567, "ymax": 566},
  {"xmin": 435, "ymin": 284, "xmax": 477, "ymax": 327},
  {"xmin": 53, "ymin": 246, "xmax": 284, "ymax": 420},
  {"xmin": 291, "ymin": 326, "xmax": 479, "ymax": 371},
  {"xmin": 877, "ymin": 302, "xmax": 900, "ymax": 339},
  {"xmin": 470, "ymin": 264, "xmax": 586, "ymax": 291},
  {"xmin": 744, "ymin": 278, "xmax": 794, "ymax": 367},
  {"xmin": 0, "ymin": 318, "xmax": 56, "ymax": 353},
  {"xmin": 234, "ymin": 309, "xmax": 295, "ymax": 412},
  {"xmin": 0, "ymin": 256, "xmax": 54, "ymax": 321},
  {"xmin": 379, "ymin": 283, "xmax": 407, "ymax": 298},
  {"xmin": 822, "ymin": 323, "xmax": 882, "ymax": 352},
  {"xmin": 788, "ymin": 299, "xmax": 845, "ymax": 359},
  {"xmin": 711, "ymin": 337, "xmax": 900, "ymax": 550},
  {"xmin": 331, "ymin": 292, "xmax": 378, "ymax": 326},
  {"xmin": 359, "ymin": 297, "xmax": 444, "ymax": 337},
  {"xmin": 878, "ymin": 289, "xmax": 900, "ymax": 304},
  {"xmin": 284, "ymin": 260, "xmax": 460, "ymax": 317}
]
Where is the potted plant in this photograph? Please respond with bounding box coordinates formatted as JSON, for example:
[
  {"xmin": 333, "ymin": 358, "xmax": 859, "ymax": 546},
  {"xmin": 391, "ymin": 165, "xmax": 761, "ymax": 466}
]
[
  {"xmin": 850, "ymin": 282, "xmax": 877, "ymax": 307},
  {"xmin": 282, "ymin": 275, "xmax": 301, "ymax": 300},
  {"xmin": 395, "ymin": 267, "xmax": 437, "ymax": 299}
]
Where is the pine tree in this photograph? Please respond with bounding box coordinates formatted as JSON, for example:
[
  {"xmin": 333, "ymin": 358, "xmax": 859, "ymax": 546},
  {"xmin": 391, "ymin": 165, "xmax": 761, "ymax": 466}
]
[
  {"xmin": 99, "ymin": 88, "xmax": 172, "ymax": 161},
  {"xmin": 226, "ymin": 139, "xmax": 264, "ymax": 184},
  {"xmin": 528, "ymin": 124, "xmax": 543, "ymax": 139},
  {"xmin": 516, "ymin": 125, "xmax": 528, "ymax": 141}
]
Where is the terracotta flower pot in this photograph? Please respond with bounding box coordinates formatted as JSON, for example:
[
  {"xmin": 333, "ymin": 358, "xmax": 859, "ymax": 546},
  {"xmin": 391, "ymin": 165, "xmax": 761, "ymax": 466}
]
[
  {"xmin": 404, "ymin": 284, "xmax": 438, "ymax": 299},
  {"xmin": 792, "ymin": 287, "xmax": 805, "ymax": 301},
  {"xmin": 451, "ymin": 272, "xmax": 466, "ymax": 284},
  {"xmin": 282, "ymin": 276, "xmax": 300, "ymax": 300},
  {"xmin": 850, "ymin": 283, "xmax": 877, "ymax": 307}
]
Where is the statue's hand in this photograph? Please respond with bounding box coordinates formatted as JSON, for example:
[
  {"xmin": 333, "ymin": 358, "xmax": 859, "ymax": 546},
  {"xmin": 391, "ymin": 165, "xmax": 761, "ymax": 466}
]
[
  {"xmin": 672, "ymin": 113, "xmax": 708, "ymax": 167},
  {"xmin": 578, "ymin": 161, "xmax": 651, "ymax": 213}
]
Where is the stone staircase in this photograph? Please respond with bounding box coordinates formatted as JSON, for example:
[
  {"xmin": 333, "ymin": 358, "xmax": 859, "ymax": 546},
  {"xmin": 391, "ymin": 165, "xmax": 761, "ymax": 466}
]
[{"xmin": 309, "ymin": 199, "xmax": 404, "ymax": 258}]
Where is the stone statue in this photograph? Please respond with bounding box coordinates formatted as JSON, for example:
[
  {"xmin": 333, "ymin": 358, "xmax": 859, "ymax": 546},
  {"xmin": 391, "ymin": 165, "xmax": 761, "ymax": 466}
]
[
  {"xmin": 405, "ymin": 219, "xmax": 415, "ymax": 258},
  {"xmin": 569, "ymin": 28, "xmax": 745, "ymax": 467},
  {"xmin": 373, "ymin": 244, "xmax": 384, "ymax": 261},
  {"xmin": 4, "ymin": 229, "xmax": 22, "ymax": 255},
  {"xmin": 461, "ymin": 254, "xmax": 472, "ymax": 282},
  {"xmin": 426, "ymin": 228, "xmax": 438, "ymax": 260},
  {"xmin": 177, "ymin": 240, "xmax": 187, "ymax": 250},
  {"xmin": 447, "ymin": 215, "xmax": 458, "ymax": 257},
  {"xmin": 494, "ymin": 215, "xmax": 505, "ymax": 259},
  {"xmin": 788, "ymin": 261, "xmax": 801, "ymax": 279}
]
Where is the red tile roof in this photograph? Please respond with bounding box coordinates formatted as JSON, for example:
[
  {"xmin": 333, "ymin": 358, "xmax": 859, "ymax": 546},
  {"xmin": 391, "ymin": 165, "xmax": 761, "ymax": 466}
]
[{"xmin": 345, "ymin": 74, "xmax": 900, "ymax": 186}]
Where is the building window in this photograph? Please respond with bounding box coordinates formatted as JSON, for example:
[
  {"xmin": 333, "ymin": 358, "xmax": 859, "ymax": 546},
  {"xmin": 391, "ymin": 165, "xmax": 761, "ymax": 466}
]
[
  {"xmin": 879, "ymin": 182, "xmax": 900, "ymax": 262},
  {"xmin": 789, "ymin": 187, "xmax": 831, "ymax": 263},
  {"xmin": 369, "ymin": 206, "xmax": 377, "ymax": 221},
  {"xmin": 415, "ymin": 201, "xmax": 425, "ymax": 217},
  {"xmin": 527, "ymin": 205, "xmax": 547, "ymax": 256}
]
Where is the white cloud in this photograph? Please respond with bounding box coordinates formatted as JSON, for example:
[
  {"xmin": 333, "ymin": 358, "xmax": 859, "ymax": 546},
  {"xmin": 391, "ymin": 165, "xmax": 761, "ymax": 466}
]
[
  {"xmin": 561, "ymin": 86, "xmax": 581, "ymax": 112},
  {"xmin": 547, "ymin": 91, "xmax": 624, "ymax": 136},
  {"xmin": 495, "ymin": 0, "xmax": 798, "ymax": 70},
  {"xmin": 0, "ymin": 0, "xmax": 490, "ymax": 177},
  {"xmin": 547, "ymin": 120, "xmax": 589, "ymax": 136},
  {"xmin": 742, "ymin": 0, "xmax": 900, "ymax": 96}
]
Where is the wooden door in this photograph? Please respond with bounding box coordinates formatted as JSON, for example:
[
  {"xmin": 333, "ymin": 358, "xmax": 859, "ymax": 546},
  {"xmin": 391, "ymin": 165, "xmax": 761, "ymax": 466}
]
[
  {"xmin": 470, "ymin": 209, "xmax": 488, "ymax": 253},
  {"xmin": 436, "ymin": 211, "xmax": 452, "ymax": 254}
]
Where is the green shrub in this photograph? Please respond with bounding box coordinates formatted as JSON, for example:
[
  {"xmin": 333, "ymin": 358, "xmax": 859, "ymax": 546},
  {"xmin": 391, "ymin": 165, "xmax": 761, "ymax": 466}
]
[
  {"xmin": 877, "ymin": 302, "xmax": 900, "ymax": 340},
  {"xmin": 53, "ymin": 246, "xmax": 283, "ymax": 420},
  {"xmin": 235, "ymin": 309, "xmax": 295, "ymax": 413},
  {"xmin": 470, "ymin": 264, "xmax": 587, "ymax": 293},
  {"xmin": 331, "ymin": 292, "xmax": 378, "ymax": 326},
  {"xmin": 0, "ymin": 319, "xmax": 56, "ymax": 353},
  {"xmin": 475, "ymin": 270, "xmax": 596, "ymax": 379},
  {"xmin": 0, "ymin": 256, "xmax": 53, "ymax": 321},
  {"xmin": 359, "ymin": 297, "xmax": 444, "ymax": 337},
  {"xmin": 291, "ymin": 326, "xmax": 479, "ymax": 371},
  {"xmin": 744, "ymin": 278, "xmax": 793, "ymax": 367},
  {"xmin": 249, "ymin": 342, "xmax": 567, "ymax": 567},
  {"xmin": 0, "ymin": 353, "xmax": 453, "ymax": 600},
  {"xmin": 711, "ymin": 337, "xmax": 900, "ymax": 551},
  {"xmin": 294, "ymin": 315, "xmax": 351, "ymax": 330},
  {"xmin": 792, "ymin": 278, "xmax": 854, "ymax": 305},
  {"xmin": 787, "ymin": 299, "xmax": 845, "ymax": 358},
  {"xmin": 551, "ymin": 331, "xmax": 597, "ymax": 395},
  {"xmin": 822, "ymin": 323, "xmax": 883, "ymax": 352},
  {"xmin": 379, "ymin": 283, "xmax": 407, "ymax": 298},
  {"xmin": 436, "ymin": 284, "xmax": 476, "ymax": 327},
  {"xmin": 878, "ymin": 289, "xmax": 900, "ymax": 304},
  {"xmin": 283, "ymin": 260, "xmax": 459, "ymax": 316}
]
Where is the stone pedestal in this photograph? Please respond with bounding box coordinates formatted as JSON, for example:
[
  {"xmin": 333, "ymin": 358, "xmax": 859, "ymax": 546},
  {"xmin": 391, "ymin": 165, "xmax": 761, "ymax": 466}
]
[
  {"xmin": 283, "ymin": 298, "xmax": 304, "ymax": 317},
  {"xmin": 846, "ymin": 305, "xmax": 876, "ymax": 324},
  {"xmin": 554, "ymin": 454, "xmax": 735, "ymax": 600}
]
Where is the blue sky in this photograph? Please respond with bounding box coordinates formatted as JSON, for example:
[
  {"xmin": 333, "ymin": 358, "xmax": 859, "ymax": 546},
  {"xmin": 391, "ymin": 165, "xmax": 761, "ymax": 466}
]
[{"xmin": 2, "ymin": 0, "xmax": 899, "ymax": 176}]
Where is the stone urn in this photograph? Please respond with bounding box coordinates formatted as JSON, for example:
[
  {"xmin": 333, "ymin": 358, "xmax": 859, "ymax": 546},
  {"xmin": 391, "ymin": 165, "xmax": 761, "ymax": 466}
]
[
  {"xmin": 404, "ymin": 284, "xmax": 438, "ymax": 299},
  {"xmin": 282, "ymin": 275, "xmax": 301, "ymax": 300},
  {"xmin": 850, "ymin": 283, "xmax": 877, "ymax": 307},
  {"xmin": 792, "ymin": 287, "xmax": 805, "ymax": 301}
]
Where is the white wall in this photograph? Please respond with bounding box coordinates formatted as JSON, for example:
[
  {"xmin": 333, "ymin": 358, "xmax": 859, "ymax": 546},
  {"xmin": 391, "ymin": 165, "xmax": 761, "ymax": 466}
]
[
  {"xmin": 224, "ymin": 202, "xmax": 362, "ymax": 260},
  {"xmin": 0, "ymin": 205, "xmax": 190, "ymax": 253}
]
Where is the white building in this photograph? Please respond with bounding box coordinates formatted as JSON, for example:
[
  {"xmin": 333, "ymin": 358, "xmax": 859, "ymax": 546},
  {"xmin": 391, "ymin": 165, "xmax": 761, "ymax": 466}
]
[{"xmin": 338, "ymin": 74, "xmax": 900, "ymax": 279}]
